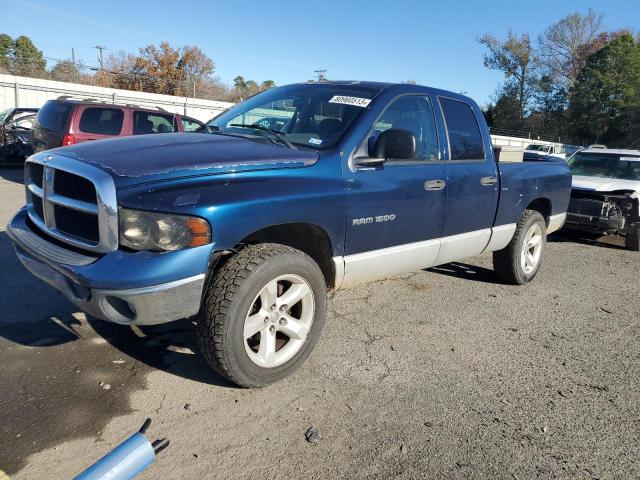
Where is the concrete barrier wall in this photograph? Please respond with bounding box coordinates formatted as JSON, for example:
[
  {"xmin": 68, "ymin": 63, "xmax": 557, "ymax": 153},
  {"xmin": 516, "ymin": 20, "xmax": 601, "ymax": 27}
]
[{"xmin": 0, "ymin": 74, "xmax": 234, "ymax": 122}]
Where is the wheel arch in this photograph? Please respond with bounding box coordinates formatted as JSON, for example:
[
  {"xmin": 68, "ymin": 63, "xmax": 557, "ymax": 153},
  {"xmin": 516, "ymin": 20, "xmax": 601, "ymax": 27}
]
[
  {"xmin": 232, "ymin": 222, "xmax": 336, "ymax": 289},
  {"xmin": 525, "ymin": 197, "xmax": 552, "ymax": 225}
]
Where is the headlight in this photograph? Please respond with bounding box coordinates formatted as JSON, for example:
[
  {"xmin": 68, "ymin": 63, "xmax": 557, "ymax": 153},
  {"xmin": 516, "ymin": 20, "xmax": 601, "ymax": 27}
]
[{"xmin": 119, "ymin": 208, "xmax": 211, "ymax": 251}]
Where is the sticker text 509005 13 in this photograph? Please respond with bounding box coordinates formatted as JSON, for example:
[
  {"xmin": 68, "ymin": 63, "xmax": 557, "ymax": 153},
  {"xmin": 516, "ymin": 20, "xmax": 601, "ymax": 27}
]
[{"xmin": 328, "ymin": 96, "xmax": 372, "ymax": 108}]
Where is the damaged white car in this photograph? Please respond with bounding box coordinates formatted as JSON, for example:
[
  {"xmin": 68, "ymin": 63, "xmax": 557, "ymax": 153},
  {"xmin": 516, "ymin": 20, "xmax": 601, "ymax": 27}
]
[{"xmin": 565, "ymin": 148, "xmax": 640, "ymax": 251}]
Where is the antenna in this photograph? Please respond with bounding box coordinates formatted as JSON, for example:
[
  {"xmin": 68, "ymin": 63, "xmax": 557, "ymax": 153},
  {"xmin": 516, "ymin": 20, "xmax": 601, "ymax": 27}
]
[{"xmin": 314, "ymin": 69, "xmax": 327, "ymax": 82}]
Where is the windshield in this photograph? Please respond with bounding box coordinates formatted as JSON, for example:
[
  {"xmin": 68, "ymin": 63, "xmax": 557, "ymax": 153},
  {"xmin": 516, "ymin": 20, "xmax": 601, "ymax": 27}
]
[
  {"xmin": 0, "ymin": 109, "xmax": 11, "ymax": 123},
  {"xmin": 208, "ymin": 84, "xmax": 381, "ymax": 149},
  {"xmin": 568, "ymin": 152, "xmax": 640, "ymax": 181},
  {"xmin": 526, "ymin": 144, "xmax": 550, "ymax": 152}
]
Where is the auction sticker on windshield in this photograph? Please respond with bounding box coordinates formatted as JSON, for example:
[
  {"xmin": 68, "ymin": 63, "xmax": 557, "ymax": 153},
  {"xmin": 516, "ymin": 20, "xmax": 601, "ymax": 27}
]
[{"xmin": 329, "ymin": 96, "xmax": 371, "ymax": 108}]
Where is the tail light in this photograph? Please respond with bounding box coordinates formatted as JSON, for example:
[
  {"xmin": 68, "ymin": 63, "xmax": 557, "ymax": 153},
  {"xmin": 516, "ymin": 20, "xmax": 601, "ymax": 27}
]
[{"xmin": 62, "ymin": 133, "xmax": 76, "ymax": 146}]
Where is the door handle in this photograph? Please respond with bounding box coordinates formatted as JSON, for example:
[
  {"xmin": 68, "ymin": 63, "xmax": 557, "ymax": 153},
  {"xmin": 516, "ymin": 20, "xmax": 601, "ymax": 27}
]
[
  {"xmin": 424, "ymin": 179, "xmax": 446, "ymax": 191},
  {"xmin": 480, "ymin": 176, "xmax": 497, "ymax": 186}
]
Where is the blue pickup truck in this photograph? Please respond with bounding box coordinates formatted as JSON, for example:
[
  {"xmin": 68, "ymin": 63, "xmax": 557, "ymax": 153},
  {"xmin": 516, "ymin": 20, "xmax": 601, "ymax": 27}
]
[{"xmin": 8, "ymin": 81, "xmax": 570, "ymax": 387}]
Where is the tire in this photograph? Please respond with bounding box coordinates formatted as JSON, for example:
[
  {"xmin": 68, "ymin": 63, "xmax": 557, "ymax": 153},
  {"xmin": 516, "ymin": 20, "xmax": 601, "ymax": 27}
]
[
  {"xmin": 625, "ymin": 224, "xmax": 640, "ymax": 251},
  {"xmin": 493, "ymin": 210, "xmax": 547, "ymax": 285},
  {"xmin": 197, "ymin": 243, "xmax": 327, "ymax": 388}
]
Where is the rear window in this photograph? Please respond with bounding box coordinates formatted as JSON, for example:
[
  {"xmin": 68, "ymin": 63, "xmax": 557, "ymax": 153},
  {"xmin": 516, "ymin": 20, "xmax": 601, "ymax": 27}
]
[
  {"xmin": 36, "ymin": 101, "xmax": 73, "ymax": 131},
  {"xmin": 440, "ymin": 98, "xmax": 485, "ymax": 161},
  {"xmin": 78, "ymin": 107, "xmax": 124, "ymax": 135},
  {"xmin": 133, "ymin": 111, "xmax": 176, "ymax": 135}
]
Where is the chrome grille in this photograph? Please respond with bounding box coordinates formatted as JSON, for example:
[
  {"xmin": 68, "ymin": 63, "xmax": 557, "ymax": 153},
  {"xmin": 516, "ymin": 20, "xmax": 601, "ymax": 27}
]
[{"xmin": 25, "ymin": 153, "xmax": 119, "ymax": 253}]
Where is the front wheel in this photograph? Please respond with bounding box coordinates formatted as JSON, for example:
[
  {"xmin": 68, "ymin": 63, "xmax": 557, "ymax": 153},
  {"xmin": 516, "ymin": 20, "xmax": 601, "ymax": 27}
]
[
  {"xmin": 493, "ymin": 210, "xmax": 547, "ymax": 285},
  {"xmin": 197, "ymin": 243, "xmax": 327, "ymax": 388}
]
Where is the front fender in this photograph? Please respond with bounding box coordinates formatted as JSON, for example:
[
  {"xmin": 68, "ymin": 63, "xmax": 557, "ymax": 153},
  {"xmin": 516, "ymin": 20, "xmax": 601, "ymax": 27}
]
[{"xmin": 116, "ymin": 154, "xmax": 347, "ymax": 257}]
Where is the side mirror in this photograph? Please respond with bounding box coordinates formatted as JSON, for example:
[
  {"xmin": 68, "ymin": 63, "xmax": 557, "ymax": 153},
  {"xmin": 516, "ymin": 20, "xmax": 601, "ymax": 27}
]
[{"xmin": 372, "ymin": 129, "xmax": 416, "ymax": 160}]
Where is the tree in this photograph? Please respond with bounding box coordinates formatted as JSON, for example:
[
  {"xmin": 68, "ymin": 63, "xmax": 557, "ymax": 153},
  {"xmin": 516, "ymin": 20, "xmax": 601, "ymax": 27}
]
[
  {"xmin": 568, "ymin": 33, "xmax": 640, "ymax": 146},
  {"xmin": 228, "ymin": 76, "xmax": 273, "ymax": 101},
  {"xmin": 0, "ymin": 33, "xmax": 12, "ymax": 73},
  {"xmin": 233, "ymin": 76, "xmax": 247, "ymax": 90},
  {"xmin": 479, "ymin": 31, "xmax": 539, "ymax": 120},
  {"xmin": 485, "ymin": 82, "xmax": 524, "ymax": 131},
  {"xmin": 105, "ymin": 51, "xmax": 145, "ymax": 90},
  {"xmin": 177, "ymin": 45, "xmax": 214, "ymax": 97},
  {"xmin": 529, "ymin": 75, "xmax": 568, "ymax": 139},
  {"xmin": 10, "ymin": 35, "xmax": 46, "ymax": 77},
  {"xmin": 49, "ymin": 59, "xmax": 84, "ymax": 83},
  {"xmin": 135, "ymin": 42, "xmax": 182, "ymax": 94},
  {"xmin": 538, "ymin": 9, "xmax": 604, "ymax": 90}
]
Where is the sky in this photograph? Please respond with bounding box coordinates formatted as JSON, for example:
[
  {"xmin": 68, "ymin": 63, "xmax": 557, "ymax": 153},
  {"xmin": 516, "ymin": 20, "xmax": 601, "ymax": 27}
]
[{"xmin": 1, "ymin": 0, "xmax": 638, "ymax": 106}]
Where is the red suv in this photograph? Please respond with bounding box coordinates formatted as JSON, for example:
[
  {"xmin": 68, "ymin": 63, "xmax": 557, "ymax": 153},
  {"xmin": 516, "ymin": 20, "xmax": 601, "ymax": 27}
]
[{"xmin": 31, "ymin": 98, "xmax": 206, "ymax": 153}]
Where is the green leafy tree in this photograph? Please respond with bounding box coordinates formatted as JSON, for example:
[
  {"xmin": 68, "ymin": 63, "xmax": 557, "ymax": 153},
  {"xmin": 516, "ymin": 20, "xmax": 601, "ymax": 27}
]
[
  {"xmin": 233, "ymin": 76, "xmax": 247, "ymax": 89},
  {"xmin": 485, "ymin": 82, "xmax": 524, "ymax": 131},
  {"xmin": 529, "ymin": 75, "xmax": 569, "ymax": 139},
  {"xmin": 568, "ymin": 33, "xmax": 640, "ymax": 146},
  {"xmin": 48, "ymin": 59, "xmax": 84, "ymax": 83},
  {"xmin": 0, "ymin": 33, "xmax": 12, "ymax": 73},
  {"xmin": 261, "ymin": 80, "xmax": 275, "ymax": 89},
  {"xmin": 11, "ymin": 35, "xmax": 46, "ymax": 77}
]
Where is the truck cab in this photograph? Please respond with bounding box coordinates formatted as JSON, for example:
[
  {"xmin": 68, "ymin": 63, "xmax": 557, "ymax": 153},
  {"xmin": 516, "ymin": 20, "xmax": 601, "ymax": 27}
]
[{"xmin": 8, "ymin": 81, "xmax": 571, "ymax": 387}]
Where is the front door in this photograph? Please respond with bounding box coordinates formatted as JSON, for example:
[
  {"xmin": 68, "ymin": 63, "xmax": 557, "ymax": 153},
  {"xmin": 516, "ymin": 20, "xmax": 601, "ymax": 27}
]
[{"xmin": 342, "ymin": 94, "xmax": 447, "ymax": 286}]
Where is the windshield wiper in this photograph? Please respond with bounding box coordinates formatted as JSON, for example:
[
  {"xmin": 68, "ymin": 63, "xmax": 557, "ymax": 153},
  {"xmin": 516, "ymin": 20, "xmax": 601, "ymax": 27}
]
[{"xmin": 230, "ymin": 123, "xmax": 296, "ymax": 149}]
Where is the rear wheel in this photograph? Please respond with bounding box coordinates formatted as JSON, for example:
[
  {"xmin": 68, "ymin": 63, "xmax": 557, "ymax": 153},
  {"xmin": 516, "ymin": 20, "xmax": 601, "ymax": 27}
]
[
  {"xmin": 197, "ymin": 243, "xmax": 327, "ymax": 388},
  {"xmin": 625, "ymin": 224, "xmax": 640, "ymax": 251},
  {"xmin": 493, "ymin": 210, "xmax": 547, "ymax": 285}
]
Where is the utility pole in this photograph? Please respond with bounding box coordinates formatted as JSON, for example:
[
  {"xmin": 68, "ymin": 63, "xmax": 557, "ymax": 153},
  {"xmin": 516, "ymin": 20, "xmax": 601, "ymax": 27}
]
[
  {"xmin": 94, "ymin": 45, "xmax": 105, "ymax": 87},
  {"xmin": 314, "ymin": 69, "xmax": 327, "ymax": 82},
  {"xmin": 71, "ymin": 48, "xmax": 76, "ymax": 84}
]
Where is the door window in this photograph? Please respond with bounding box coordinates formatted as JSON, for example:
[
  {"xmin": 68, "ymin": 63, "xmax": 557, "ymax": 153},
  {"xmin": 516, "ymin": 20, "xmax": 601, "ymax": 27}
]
[
  {"xmin": 439, "ymin": 98, "xmax": 485, "ymax": 161},
  {"xmin": 12, "ymin": 115, "xmax": 35, "ymax": 130},
  {"xmin": 370, "ymin": 95, "xmax": 439, "ymax": 161},
  {"xmin": 133, "ymin": 111, "xmax": 176, "ymax": 135},
  {"xmin": 181, "ymin": 117, "xmax": 205, "ymax": 132}
]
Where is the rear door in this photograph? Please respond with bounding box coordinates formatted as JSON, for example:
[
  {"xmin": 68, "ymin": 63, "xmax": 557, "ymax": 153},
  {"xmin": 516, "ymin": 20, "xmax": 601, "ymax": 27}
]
[
  {"xmin": 435, "ymin": 97, "xmax": 499, "ymax": 265},
  {"xmin": 342, "ymin": 94, "xmax": 447, "ymax": 284},
  {"xmin": 73, "ymin": 105, "xmax": 126, "ymax": 143}
]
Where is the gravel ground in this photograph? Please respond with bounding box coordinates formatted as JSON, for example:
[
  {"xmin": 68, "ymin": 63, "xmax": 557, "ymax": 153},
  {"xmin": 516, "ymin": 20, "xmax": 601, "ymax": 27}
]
[{"xmin": 0, "ymin": 167, "xmax": 638, "ymax": 479}]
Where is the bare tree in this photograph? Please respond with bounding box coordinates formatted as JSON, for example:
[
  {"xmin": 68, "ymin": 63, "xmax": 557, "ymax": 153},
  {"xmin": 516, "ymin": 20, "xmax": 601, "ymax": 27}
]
[
  {"xmin": 538, "ymin": 9, "xmax": 604, "ymax": 90},
  {"xmin": 177, "ymin": 45, "xmax": 215, "ymax": 97},
  {"xmin": 478, "ymin": 31, "xmax": 539, "ymax": 119}
]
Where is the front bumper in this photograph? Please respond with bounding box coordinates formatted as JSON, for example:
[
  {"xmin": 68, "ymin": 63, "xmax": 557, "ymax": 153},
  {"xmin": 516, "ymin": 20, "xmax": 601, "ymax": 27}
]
[
  {"xmin": 565, "ymin": 212, "xmax": 626, "ymax": 234},
  {"xmin": 7, "ymin": 208, "xmax": 206, "ymax": 325}
]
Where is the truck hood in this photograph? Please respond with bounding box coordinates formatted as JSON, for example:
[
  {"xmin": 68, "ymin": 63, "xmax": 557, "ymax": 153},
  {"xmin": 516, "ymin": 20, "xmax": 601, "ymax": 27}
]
[
  {"xmin": 54, "ymin": 133, "xmax": 319, "ymax": 188},
  {"xmin": 572, "ymin": 175, "xmax": 640, "ymax": 195}
]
